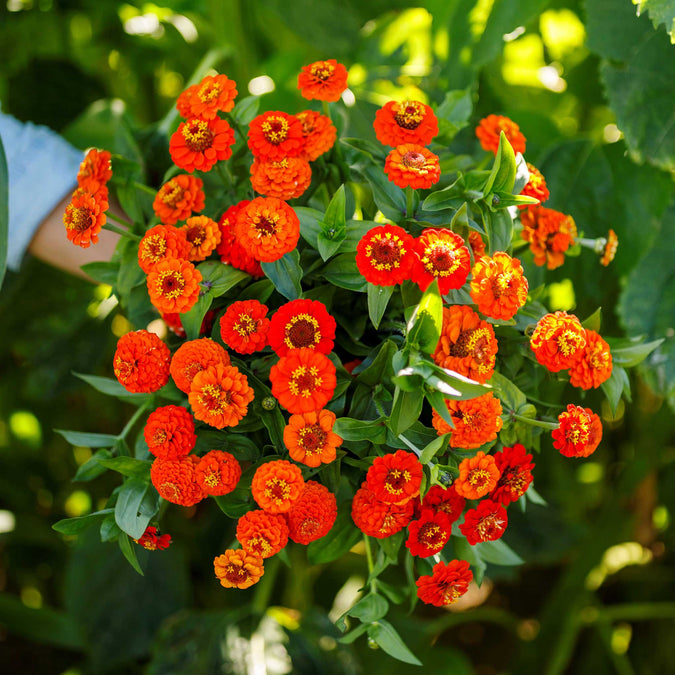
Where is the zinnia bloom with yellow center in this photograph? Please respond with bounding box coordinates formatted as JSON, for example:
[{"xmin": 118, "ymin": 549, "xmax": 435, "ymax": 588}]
[
  {"xmin": 219, "ymin": 299, "xmax": 270, "ymax": 354},
  {"xmin": 283, "ymin": 409, "xmax": 342, "ymax": 467},
  {"xmin": 63, "ymin": 189, "xmax": 108, "ymax": 248},
  {"xmin": 296, "ymin": 110, "xmax": 336, "ymax": 161},
  {"xmin": 268, "ymin": 298, "xmax": 336, "ymax": 357},
  {"xmin": 355, "ymin": 224, "xmax": 416, "ymax": 286},
  {"xmin": 150, "ymin": 455, "xmax": 205, "ymax": 507},
  {"xmin": 235, "ymin": 196, "xmax": 301, "ymax": 263},
  {"xmin": 384, "ymin": 143, "xmax": 441, "ymax": 190},
  {"xmin": 180, "ymin": 214, "xmax": 221, "ymax": 262},
  {"xmin": 519, "ymin": 163, "xmax": 549, "ymax": 208},
  {"xmin": 146, "ymin": 257, "xmax": 202, "ymax": 314},
  {"xmin": 251, "ymin": 459, "xmax": 305, "ymax": 514},
  {"xmin": 351, "ymin": 482, "xmax": 415, "ymax": 538},
  {"xmin": 269, "ymin": 348, "xmax": 337, "ymax": 414},
  {"xmin": 76, "ymin": 148, "xmax": 112, "ymax": 202},
  {"xmin": 453, "ymin": 451, "xmax": 501, "ymax": 500},
  {"xmin": 530, "ymin": 311, "xmax": 586, "ymax": 373},
  {"xmin": 552, "ymin": 404, "xmax": 603, "ymax": 458},
  {"xmin": 214, "ymin": 549, "xmax": 264, "ymax": 589},
  {"xmin": 250, "ymin": 157, "xmax": 312, "ymax": 200},
  {"xmin": 113, "ymin": 329, "xmax": 171, "ymax": 393},
  {"xmin": 489, "ymin": 443, "xmax": 534, "ymax": 505},
  {"xmin": 421, "ymin": 485, "xmax": 466, "ymax": 523},
  {"xmin": 216, "ymin": 201, "xmax": 264, "ymax": 277},
  {"xmin": 476, "ymin": 114, "xmax": 526, "ymax": 155},
  {"xmin": 248, "ymin": 111, "xmax": 304, "ymax": 161},
  {"xmin": 470, "ymin": 251, "xmax": 529, "ymax": 321},
  {"xmin": 153, "ymin": 174, "xmax": 205, "ymax": 225},
  {"xmin": 177, "ymin": 74, "xmax": 237, "ymax": 119},
  {"xmin": 416, "ymin": 559, "xmax": 473, "ymax": 607},
  {"xmin": 286, "ymin": 481, "xmax": 338, "ymax": 545},
  {"xmin": 569, "ymin": 329, "xmax": 613, "ymax": 390},
  {"xmin": 170, "ymin": 338, "xmax": 230, "ymax": 394},
  {"xmin": 406, "ymin": 510, "xmax": 453, "ymax": 557},
  {"xmin": 412, "ymin": 228, "xmax": 471, "ymax": 294},
  {"xmin": 373, "ymin": 100, "xmax": 439, "ymax": 147},
  {"xmin": 432, "ymin": 393, "xmax": 504, "ymax": 449},
  {"xmin": 134, "ymin": 526, "xmax": 171, "ymax": 551},
  {"xmin": 432, "ymin": 305, "xmax": 498, "ymax": 384},
  {"xmin": 137, "ymin": 224, "xmax": 191, "ymax": 274},
  {"xmin": 194, "ymin": 450, "xmax": 242, "ymax": 496},
  {"xmin": 459, "ymin": 499, "xmax": 508, "ymax": 546},
  {"xmin": 188, "ymin": 363, "xmax": 254, "ymax": 429},
  {"xmin": 143, "ymin": 405, "xmax": 196, "ymax": 460},
  {"xmin": 297, "ymin": 59, "xmax": 348, "ymax": 102},
  {"xmin": 169, "ymin": 117, "xmax": 235, "ymax": 173},
  {"xmin": 366, "ymin": 450, "xmax": 423, "ymax": 505},
  {"xmin": 236, "ymin": 510, "xmax": 289, "ymax": 559},
  {"xmin": 520, "ymin": 205, "xmax": 577, "ymax": 270}
]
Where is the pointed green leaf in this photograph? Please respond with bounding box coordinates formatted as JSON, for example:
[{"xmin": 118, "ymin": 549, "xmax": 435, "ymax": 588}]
[
  {"xmin": 484, "ymin": 131, "xmax": 517, "ymax": 195},
  {"xmin": 197, "ymin": 261, "xmax": 249, "ymax": 297},
  {"xmin": 53, "ymin": 509, "xmax": 115, "ymax": 535},
  {"xmin": 367, "ymin": 620, "xmax": 423, "ymax": 666},
  {"xmin": 96, "ymin": 457, "xmax": 152, "ymax": 480},
  {"xmin": 74, "ymin": 449, "xmax": 113, "ymax": 482},
  {"xmin": 118, "ymin": 533, "xmax": 144, "ymax": 576},
  {"xmin": 406, "ymin": 280, "xmax": 443, "ymax": 353},
  {"xmin": 181, "ymin": 292, "xmax": 213, "ymax": 340},
  {"xmin": 114, "ymin": 477, "xmax": 154, "ymax": 539},
  {"xmin": 389, "ymin": 387, "xmax": 424, "ymax": 436},
  {"xmin": 476, "ymin": 539, "xmax": 523, "ymax": 566},
  {"xmin": 261, "ymin": 249, "xmax": 303, "ymax": 300},
  {"xmin": 56, "ymin": 430, "xmax": 119, "ymax": 448},
  {"xmin": 367, "ymin": 283, "xmax": 394, "ymax": 329}
]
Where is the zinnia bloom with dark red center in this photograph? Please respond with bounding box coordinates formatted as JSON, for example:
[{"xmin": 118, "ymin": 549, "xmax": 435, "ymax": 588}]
[
  {"xmin": 432, "ymin": 393, "xmax": 504, "ymax": 450},
  {"xmin": 366, "ymin": 450, "xmax": 423, "ymax": 505},
  {"xmin": 248, "ymin": 111, "xmax": 304, "ymax": 161},
  {"xmin": 268, "ymin": 298, "xmax": 336, "ymax": 357},
  {"xmin": 77, "ymin": 148, "xmax": 112, "ymax": 202},
  {"xmin": 351, "ymin": 482, "xmax": 415, "ymax": 538},
  {"xmin": 432, "ymin": 305, "xmax": 498, "ymax": 384},
  {"xmin": 134, "ymin": 526, "xmax": 171, "ymax": 551},
  {"xmin": 216, "ymin": 201, "xmax": 264, "ymax": 277},
  {"xmin": 421, "ymin": 485, "xmax": 466, "ymax": 523},
  {"xmin": 469, "ymin": 252, "xmax": 529, "ymax": 321},
  {"xmin": 251, "ymin": 459, "xmax": 305, "ymax": 514},
  {"xmin": 269, "ymin": 348, "xmax": 336, "ymax": 414},
  {"xmin": 453, "ymin": 451, "xmax": 501, "ymax": 500},
  {"xmin": 569, "ymin": 329, "xmax": 613, "ymax": 390},
  {"xmin": 519, "ymin": 163, "xmax": 549, "ymax": 208},
  {"xmin": 178, "ymin": 74, "xmax": 237, "ymax": 120},
  {"xmin": 553, "ymin": 404, "xmax": 603, "ymax": 458},
  {"xmin": 214, "ymin": 549, "xmax": 264, "ymax": 589},
  {"xmin": 384, "ymin": 143, "xmax": 441, "ymax": 190},
  {"xmin": 188, "ymin": 363, "xmax": 254, "ymax": 429},
  {"xmin": 530, "ymin": 311, "xmax": 586, "ymax": 373},
  {"xmin": 169, "ymin": 117, "xmax": 235, "ymax": 173},
  {"xmin": 296, "ymin": 110, "xmax": 336, "ymax": 161},
  {"xmin": 355, "ymin": 224, "xmax": 416, "ymax": 286},
  {"xmin": 170, "ymin": 338, "xmax": 230, "ymax": 393},
  {"xmin": 237, "ymin": 510, "xmax": 289, "ymax": 559},
  {"xmin": 219, "ymin": 299, "xmax": 270, "ymax": 354},
  {"xmin": 63, "ymin": 189, "xmax": 108, "ymax": 248},
  {"xmin": 520, "ymin": 205, "xmax": 577, "ymax": 270},
  {"xmin": 283, "ymin": 409, "xmax": 342, "ymax": 468},
  {"xmin": 194, "ymin": 450, "xmax": 242, "ymax": 496},
  {"xmin": 250, "ymin": 157, "xmax": 312, "ymax": 200},
  {"xmin": 153, "ymin": 174, "xmax": 205, "ymax": 225},
  {"xmin": 406, "ymin": 510, "xmax": 453, "ymax": 557},
  {"xmin": 146, "ymin": 257, "xmax": 202, "ymax": 315},
  {"xmin": 476, "ymin": 114, "xmax": 526, "ymax": 155},
  {"xmin": 150, "ymin": 456, "xmax": 205, "ymax": 507},
  {"xmin": 113, "ymin": 330, "xmax": 170, "ymax": 393},
  {"xmin": 374, "ymin": 100, "xmax": 439, "ymax": 147},
  {"xmin": 297, "ymin": 59, "xmax": 348, "ymax": 102},
  {"xmin": 459, "ymin": 499, "xmax": 508, "ymax": 546},
  {"xmin": 181, "ymin": 215, "xmax": 221, "ymax": 262},
  {"xmin": 138, "ymin": 224, "xmax": 191, "ymax": 274},
  {"xmin": 416, "ymin": 559, "xmax": 473, "ymax": 607},
  {"xmin": 144, "ymin": 405, "xmax": 196, "ymax": 460},
  {"xmin": 490, "ymin": 444, "xmax": 534, "ymax": 505},
  {"xmin": 412, "ymin": 228, "xmax": 471, "ymax": 294},
  {"xmin": 286, "ymin": 481, "xmax": 338, "ymax": 544}
]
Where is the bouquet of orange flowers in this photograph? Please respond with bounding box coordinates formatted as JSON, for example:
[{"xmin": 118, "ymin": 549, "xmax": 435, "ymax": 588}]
[{"xmin": 54, "ymin": 59, "xmax": 657, "ymax": 664}]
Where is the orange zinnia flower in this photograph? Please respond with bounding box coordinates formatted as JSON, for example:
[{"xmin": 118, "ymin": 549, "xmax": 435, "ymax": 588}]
[
  {"xmin": 219, "ymin": 299, "xmax": 270, "ymax": 354},
  {"xmin": 412, "ymin": 228, "xmax": 471, "ymax": 294},
  {"xmin": 234, "ymin": 196, "xmax": 300, "ymax": 263},
  {"xmin": 416, "ymin": 559, "xmax": 473, "ymax": 607},
  {"xmin": 520, "ymin": 205, "xmax": 577, "ymax": 270},
  {"xmin": 476, "ymin": 114, "xmax": 526, "ymax": 155},
  {"xmin": 248, "ymin": 111, "xmax": 304, "ymax": 161},
  {"xmin": 146, "ymin": 257, "xmax": 202, "ymax": 314},
  {"xmin": 366, "ymin": 450, "xmax": 423, "ymax": 505},
  {"xmin": 569, "ymin": 329, "xmax": 613, "ymax": 390},
  {"xmin": 384, "ymin": 143, "xmax": 441, "ymax": 190},
  {"xmin": 194, "ymin": 450, "xmax": 242, "ymax": 496},
  {"xmin": 432, "ymin": 393, "xmax": 504, "ymax": 449},
  {"xmin": 553, "ymin": 404, "xmax": 603, "ymax": 458},
  {"xmin": 237, "ymin": 510, "xmax": 289, "ymax": 559},
  {"xmin": 113, "ymin": 330, "xmax": 170, "ymax": 393},
  {"xmin": 454, "ymin": 451, "xmax": 501, "ymax": 500},
  {"xmin": 134, "ymin": 526, "xmax": 171, "ymax": 551},
  {"xmin": 170, "ymin": 338, "xmax": 230, "ymax": 393},
  {"xmin": 519, "ymin": 163, "xmax": 549, "ymax": 208},
  {"xmin": 169, "ymin": 117, "xmax": 235, "ymax": 173},
  {"xmin": 352, "ymin": 482, "xmax": 415, "ymax": 538},
  {"xmin": 600, "ymin": 229, "xmax": 618, "ymax": 267},
  {"xmin": 355, "ymin": 224, "xmax": 417, "ymax": 286},
  {"xmin": 214, "ymin": 549, "xmax": 264, "ymax": 589},
  {"xmin": 530, "ymin": 311, "xmax": 586, "ymax": 373},
  {"xmin": 216, "ymin": 201, "xmax": 264, "ymax": 277},
  {"xmin": 144, "ymin": 405, "xmax": 196, "ymax": 460},
  {"xmin": 373, "ymin": 100, "xmax": 439, "ymax": 147},
  {"xmin": 283, "ymin": 409, "xmax": 342, "ymax": 467},
  {"xmin": 490, "ymin": 444, "xmax": 535, "ymax": 505},
  {"xmin": 150, "ymin": 456, "xmax": 205, "ymax": 507},
  {"xmin": 268, "ymin": 298, "xmax": 336, "ymax": 357},
  {"xmin": 421, "ymin": 485, "xmax": 466, "ymax": 523},
  {"xmin": 177, "ymin": 74, "xmax": 237, "ymax": 120},
  {"xmin": 181, "ymin": 215, "xmax": 221, "ymax": 262},
  {"xmin": 432, "ymin": 305, "xmax": 498, "ymax": 384},
  {"xmin": 153, "ymin": 174, "xmax": 205, "ymax": 225},
  {"xmin": 269, "ymin": 348, "xmax": 337, "ymax": 414},
  {"xmin": 138, "ymin": 224, "xmax": 191, "ymax": 274},
  {"xmin": 469, "ymin": 251, "xmax": 529, "ymax": 321},
  {"xmin": 459, "ymin": 499, "xmax": 508, "ymax": 545},
  {"xmin": 250, "ymin": 157, "xmax": 312, "ymax": 200},
  {"xmin": 286, "ymin": 481, "xmax": 338, "ymax": 544},
  {"xmin": 296, "ymin": 110, "xmax": 336, "ymax": 161},
  {"xmin": 77, "ymin": 148, "xmax": 112, "ymax": 201},
  {"xmin": 406, "ymin": 510, "xmax": 453, "ymax": 557},
  {"xmin": 251, "ymin": 459, "xmax": 305, "ymax": 514},
  {"xmin": 297, "ymin": 59, "xmax": 348, "ymax": 102},
  {"xmin": 63, "ymin": 189, "xmax": 108, "ymax": 248},
  {"xmin": 188, "ymin": 363, "xmax": 254, "ymax": 429},
  {"xmin": 469, "ymin": 231, "xmax": 486, "ymax": 260}
]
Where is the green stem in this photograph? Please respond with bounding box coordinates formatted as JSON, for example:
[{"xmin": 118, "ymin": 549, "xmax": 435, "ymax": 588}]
[
  {"xmin": 103, "ymin": 221, "xmax": 140, "ymax": 241},
  {"xmin": 581, "ymin": 602, "xmax": 675, "ymax": 624},
  {"xmin": 512, "ymin": 412, "xmax": 559, "ymax": 430},
  {"xmin": 252, "ymin": 555, "xmax": 280, "ymax": 614},
  {"xmin": 363, "ymin": 535, "xmax": 377, "ymax": 592},
  {"xmin": 406, "ymin": 186, "xmax": 415, "ymax": 219},
  {"xmin": 133, "ymin": 182, "xmax": 158, "ymax": 197},
  {"xmin": 525, "ymin": 394, "xmax": 565, "ymax": 409},
  {"xmin": 118, "ymin": 398, "xmax": 153, "ymax": 442}
]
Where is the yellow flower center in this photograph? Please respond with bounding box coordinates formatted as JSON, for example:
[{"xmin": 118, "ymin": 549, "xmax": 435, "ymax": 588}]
[
  {"xmin": 288, "ymin": 366, "xmax": 322, "ymax": 398},
  {"xmin": 401, "ymin": 150, "xmax": 427, "ymax": 171},
  {"xmin": 265, "ymin": 478, "xmax": 291, "ymax": 504},
  {"xmin": 234, "ymin": 313, "xmax": 257, "ymax": 337},
  {"xmin": 298, "ymin": 424, "xmax": 327, "ymax": 454},
  {"xmin": 182, "ymin": 119, "xmax": 214, "ymax": 152},
  {"xmin": 285, "ymin": 314, "xmax": 321, "ymax": 349},
  {"xmin": 261, "ymin": 116, "xmax": 289, "ymax": 144},
  {"xmin": 67, "ymin": 206, "xmax": 93, "ymax": 232},
  {"xmin": 186, "ymin": 224, "xmax": 206, "ymax": 246},
  {"xmin": 394, "ymin": 101, "xmax": 424, "ymax": 129},
  {"xmin": 156, "ymin": 270, "xmax": 186, "ymax": 298},
  {"xmin": 310, "ymin": 61, "xmax": 335, "ymax": 81},
  {"xmin": 253, "ymin": 214, "xmax": 279, "ymax": 238},
  {"xmin": 142, "ymin": 235, "xmax": 167, "ymax": 263},
  {"xmin": 198, "ymin": 81, "xmax": 221, "ymax": 103},
  {"xmin": 203, "ymin": 471, "xmax": 220, "ymax": 488},
  {"xmin": 366, "ymin": 232, "xmax": 405, "ymax": 271},
  {"xmin": 557, "ymin": 329, "xmax": 585, "ymax": 356},
  {"xmin": 468, "ymin": 467, "xmax": 491, "ymax": 488},
  {"xmin": 198, "ymin": 383, "xmax": 231, "ymax": 413},
  {"xmin": 384, "ymin": 468, "xmax": 411, "ymax": 496},
  {"xmin": 160, "ymin": 181, "xmax": 184, "ymax": 207},
  {"xmin": 422, "ymin": 242, "xmax": 461, "ymax": 277}
]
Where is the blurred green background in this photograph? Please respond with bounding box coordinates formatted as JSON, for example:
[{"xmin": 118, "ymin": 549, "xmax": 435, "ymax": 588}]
[{"xmin": 1, "ymin": 0, "xmax": 674, "ymax": 673}]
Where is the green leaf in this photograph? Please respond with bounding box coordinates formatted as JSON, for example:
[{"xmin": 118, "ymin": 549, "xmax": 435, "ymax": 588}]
[
  {"xmin": 346, "ymin": 594, "xmax": 389, "ymax": 623},
  {"xmin": 490, "ymin": 192, "xmax": 539, "ymax": 209},
  {"xmin": 114, "ymin": 477, "xmax": 155, "ymax": 539},
  {"xmin": 333, "ymin": 417, "xmax": 388, "ymax": 444},
  {"xmin": 422, "ymin": 177, "xmax": 465, "ymax": 212},
  {"xmin": 361, "ymin": 166, "xmax": 406, "ymax": 221},
  {"xmin": 452, "ymin": 535, "xmax": 486, "ymax": 586},
  {"xmin": 489, "ymin": 371, "xmax": 527, "ymax": 412},
  {"xmin": 606, "ymin": 336, "xmax": 665, "ymax": 367},
  {"xmin": 237, "ymin": 279, "xmax": 275, "ymax": 303},
  {"xmin": 601, "ymin": 365, "xmax": 630, "ymax": 415},
  {"xmin": 53, "ymin": 509, "xmax": 115, "ymax": 535},
  {"xmin": 232, "ymin": 95, "xmax": 260, "ymax": 125},
  {"xmin": 389, "ymin": 387, "xmax": 424, "ymax": 436},
  {"xmin": 322, "ymin": 253, "xmax": 368, "ymax": 292},
  {"xmin": 307, "ymin": 508, "xmax": 361, "ymax": 565},
  {"xmin": 338, "ymin": 623, "xmax": 369, "ymax": 644},
  {"xmin": 197, "ymin": 261, "xmax": 249, "ymax": 297},
  {"xmin": 317, "ymin": 184, "xmax": 347, "ymax": 261},
  {"xmin": 582, "ymin": 307, "xmax": 603, "ymax": 332},
  {"xmin": 355, "ymin": 341, "xmax": 398, "ymax": 387},
  {"xmin": 406, "ymin": 280, "xmax": 443, "ymax": 353},
  {"xmin": 634, "ymin": 0, "xmax": 675, "ymax": 38},
  {"xmin": 425, "ymin": 388, "xmax": 454, "ymax": 428},
  {"xmin": 118, "ymin": 533, "xmax": 144, "ymax": 576},
  {"xmin": 341, "ymin": 137, "xmax": 387, "ymax": 161},
  {"xmin": 72, "ymin": 372, "xmax": 150, "ymax": 403},
  {"xmin": 261, "ymin": 249, "xmax": 303, "ymax": 300},
  {"xmin": 484, "ymin": 132, "xmax": 517, "ymax": 196},
  {"xmin": 100, "ymin": 515, "xmax": 122, "ymax": 542},
  {"xmin": 475, "ymin": 539, "xmax": 524, "ymax": 566},
  {"xmin": 74, "ymin": 449, "xmax": 113, "ymax": 482},
  {"xmin": 419, "ymin": 434, "xmax": 450, "ymax": 464},
  {"xmin": 55, "ymin": 429, "xmax": 119, "ymax": 448},
  {"xmin": 367, "ymin": 620, "xmax": 423, "ymax": 666},
  {"xmin": 367, "ymin": 283, "xmax": 394, "ymax": 329},
  {"xmin": 295, "ymin": 206, "xmax": 323, "ymax": 249},
  {"xmin": 80, "ymin": 261, "xmax": 120, "ymax": 286},
  {"xmin": 435, "ymin": 89, "xmax": 473, "ymax": 142},
  {"xmin": 484, "ymin": 208, "xmax": 514, "ymax": 255},
  {"xmin": 97, "ymin": 457, "xmax": 152, "ymax": 480},
  {"xmin": 181, "ymin": 293, "xmax": 213, "ymax": 341}
]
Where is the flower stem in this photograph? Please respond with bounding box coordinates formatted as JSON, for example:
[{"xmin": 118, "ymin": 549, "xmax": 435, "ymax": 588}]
[
  {"xmin": 118, "ymin": 398, "xmax": 153, "ymax": 442},
  {"xmin": 133, "ymin": 182, "xmax": 159, "ymax": 197},
  {"xmin": 103, "ymin": 221, "xmax": 140, "ymax": 241},
  {"xmin": 511, "ymin": 412, "xmax": 558, "ymax": 430},
  {"xmin": 406, "ymin": 186, "xmax": 415, "ymax": 219},
  {"xmin": 252, "ymin": 555, "xmax": 280, "ymax": 614},
  {"xmin": 363, "ymin": 534, "xmax": 378, "ymax": 592}
]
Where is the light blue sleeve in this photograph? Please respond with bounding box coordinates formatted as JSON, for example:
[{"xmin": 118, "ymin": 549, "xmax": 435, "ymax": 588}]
[{"xmin": 0, "ymin": 110, "xmax": 84, "ymax": 270}]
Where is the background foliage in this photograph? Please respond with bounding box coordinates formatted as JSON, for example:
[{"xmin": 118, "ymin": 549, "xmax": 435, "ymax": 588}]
[{"xmin": 0, "ymin": 0, "xmax": 674, "ymax": 673}]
